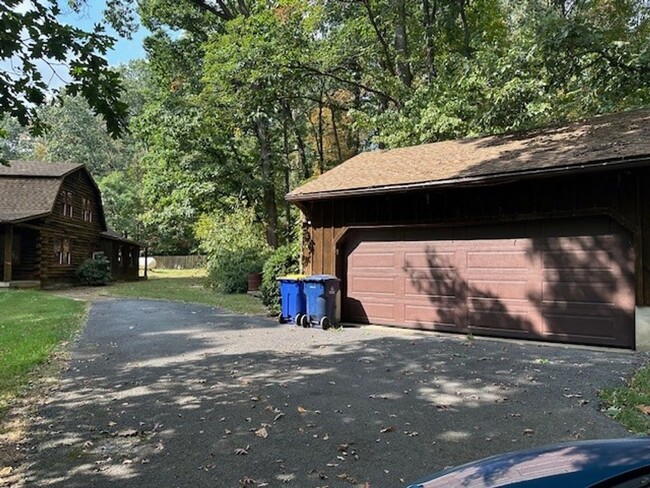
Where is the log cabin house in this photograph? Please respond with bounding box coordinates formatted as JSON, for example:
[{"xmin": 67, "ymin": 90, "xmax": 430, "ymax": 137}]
[
  {"xmin": 0, "ymin": 161, "xmax": 142, "ymax": 288},
  {"xmin": 288, "ymin": 109, "xmax": 650, "ymax": 350}
]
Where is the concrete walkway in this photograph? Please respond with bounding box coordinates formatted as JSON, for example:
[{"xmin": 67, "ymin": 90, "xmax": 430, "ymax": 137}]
[{"xmin": 21, "ymin": 299, "xmax": 642, "ymax": 487}]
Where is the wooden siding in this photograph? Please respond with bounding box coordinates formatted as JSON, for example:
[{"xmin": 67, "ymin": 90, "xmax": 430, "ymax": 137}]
[
  {"xmin": 302, "ymin": 168, "xmax": 650, "ymax": 306},
  {"xmin": 35, "ymin": 170, "xmax": 104, "ymax": 285},
  {"xmin": 101, "ymin": 239, "xmax": 140, "ymax": 281}
]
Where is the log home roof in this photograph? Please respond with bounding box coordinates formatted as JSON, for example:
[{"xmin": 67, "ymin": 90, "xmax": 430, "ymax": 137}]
[
  {"xmin": 287, "ymin": 108, "xmax": 650, "ymax": 201},
  {"xmin": 0, "ymin": 161, "xmax": 103, "ymax": 224}
]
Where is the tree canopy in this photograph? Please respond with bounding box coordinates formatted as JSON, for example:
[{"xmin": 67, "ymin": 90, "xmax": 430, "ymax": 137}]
[{"xmin": 0, "ymin": 0, "xmax": 128, "ymax": 147}]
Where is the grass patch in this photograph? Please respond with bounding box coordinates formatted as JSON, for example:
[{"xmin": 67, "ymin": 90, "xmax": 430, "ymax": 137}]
[
  {"xmin": 600, "ymin": 364, "xmax": 650, "ymax": 434},
  {"xmin": 105, "ymin": 269, "xmax": 267, "ymax": 315},
  {"xmin": 0, "ymin": 290, "xmax": 86, "ymax": 413}
]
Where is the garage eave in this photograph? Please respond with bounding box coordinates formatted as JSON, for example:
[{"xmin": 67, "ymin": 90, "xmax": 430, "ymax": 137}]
[{"xmin": 286, "ymin": 154, "xmax": 650, "ymax": 203}]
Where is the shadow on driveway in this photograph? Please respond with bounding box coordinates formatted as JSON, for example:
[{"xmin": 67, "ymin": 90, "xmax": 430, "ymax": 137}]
[{"xmin": 22, "ymin": 299, "xmax": 640, "ymax": 487}]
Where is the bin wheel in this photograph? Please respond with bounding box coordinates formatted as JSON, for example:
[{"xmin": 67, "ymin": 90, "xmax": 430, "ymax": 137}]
[
  {"xmin": 301, "ymin": 315, "xmax": 310, "ymax": 328},
  {"xmin": 294, "ymin": 313, "xmax": 303, "ymax": 326},
  {"xmin": 320, "ymin": 317, "xmax": 331, "ymax": 330},
  {"xmin": 278, "ymin": 315, "xmax": 286, "ymax": 324}
]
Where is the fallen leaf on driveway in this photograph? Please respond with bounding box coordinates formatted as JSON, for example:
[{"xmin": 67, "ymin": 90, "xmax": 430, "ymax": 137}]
[
  {"xmin": 380, "ymin": 426, "xmax": 395, "ymax": 433},
  {"xmin": 297, "ymin": 406, "xmax": 307, "ymax": 414},
  {"xmin": 235, "ymin": 445, "xmax": 250, "ymax": 455},
  {"xmin": 255, "ymin": 427, "xmax": 268, "ymax": 439},
  {"xmin": 273, "ymin": 413, "xmax": 284, "ymax": 422},
  {"xmin": 0, "ymin": 467, "xmax": 13, "ymax": 477},
  {"xmin": 116, "ymin": 429, "xmax": 138, "ymax": 437},
  {"xmin": 523, "ymin": 428, "xmax": 534, "ymax": 435},
  {"xmin": 638, "ymin": 405, "xmax": 650, "ymax": 415}
]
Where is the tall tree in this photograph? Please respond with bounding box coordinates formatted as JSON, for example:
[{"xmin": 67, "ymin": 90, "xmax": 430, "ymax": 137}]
[{"xmin": 0, "ymin": 0, "xmax": 128, "ymax": 161}]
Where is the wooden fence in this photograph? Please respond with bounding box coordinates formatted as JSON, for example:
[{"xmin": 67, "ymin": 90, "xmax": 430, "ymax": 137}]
[{"xmin": 151, "ymin": 255, "xmax": 207, "ymax": 270}]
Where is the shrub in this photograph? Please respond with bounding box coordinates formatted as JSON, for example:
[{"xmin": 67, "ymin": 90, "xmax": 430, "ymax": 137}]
[
  {"xmin": 196, "ymin": 205, "xmax": 270, "ymax": 293},
  {"xmin": 261, "ymin": 241, "xmax": 301, "ymax": 315},
  {"xmin": 206, "ymin": 247, "xmax": 267, "ymax": 293},
  {"xmin": 76, "ymin": 252, "xmax": 111, "ymax": 285}
]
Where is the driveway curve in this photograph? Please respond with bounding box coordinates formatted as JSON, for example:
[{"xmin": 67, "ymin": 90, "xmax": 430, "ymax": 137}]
[{"xmin": 22, "ymin": 299, "xmax": 641, "ymax": 487}]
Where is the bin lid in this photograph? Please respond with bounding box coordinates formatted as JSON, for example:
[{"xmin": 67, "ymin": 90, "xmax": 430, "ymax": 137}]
[
  {"xmin": 303, "ymin": 274, "xmax": 341, "ymax": 282},
  {"xmin": 277, "ymin": 274, "xmax": 308, "ymax": 281}
]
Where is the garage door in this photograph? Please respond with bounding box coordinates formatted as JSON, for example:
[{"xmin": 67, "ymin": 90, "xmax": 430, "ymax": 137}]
[{"xmin": 343, "ymin": 220, "xmax": 635, "ymax": 347}]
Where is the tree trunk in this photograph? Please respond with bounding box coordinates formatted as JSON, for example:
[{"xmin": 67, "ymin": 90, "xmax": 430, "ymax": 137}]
[
  {"xmin": 394, "ymin": 0, "xmax": 413, "ymax": 87},
  {"xmin": 282, "ymin": 118, "xmax": 292, "ymax": 243},
  {"xmin": 458, "ymin": 0, "xmax": 471, "ymax": 58},
  {"xmin": 281, "ymin": 101, "xmax": 310, "ymax": 179},
  {"xmin": 329, "ymin": 106, "xmax": 343, "ymax": 163},
  {"xmin": 317, "ymin": 97, "xmax": 325, "ymax": 173},
  {"xmin": 361, "ymin": 0, "xmax": 396, "ymax": 76},
  {"xmin": 254, "ymin": 116, "xmax": 278, "ymax": 248},
  {"xmin": 422, "ymin": 0, "xmax": 438, "ymax": 80}
]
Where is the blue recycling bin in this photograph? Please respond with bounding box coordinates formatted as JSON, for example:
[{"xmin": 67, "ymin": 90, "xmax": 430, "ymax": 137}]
[
  {"xmin": 302, "ymin": 274, "xmax": 340, "ymax": 329},
  {"xmin": 277, "ymin": 275, "xmax": 307, "ymax": 324}
]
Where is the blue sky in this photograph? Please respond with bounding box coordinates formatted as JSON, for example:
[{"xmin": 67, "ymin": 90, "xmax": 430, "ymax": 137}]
[{"xmin": 57, "ymin": 1, "xmax": 149, "ymax": 67}]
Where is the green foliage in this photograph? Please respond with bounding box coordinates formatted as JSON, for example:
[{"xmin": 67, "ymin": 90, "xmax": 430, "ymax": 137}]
[
  {"xmin": 197, "ymin": 205, "xmax": 270, "ymax": 293},
  {"xmin": 260, "ymin": 242, "xmax": 301, "ymax": 315},
  {"xmin": 98, "ymin": 171, "xmax": 142, "ymax": 242},
  {"xmin": 38, "ymin": 94, "xmax": 135, "ymax": 177},
  {"xmin": 600, "ymin": 365, "xmax": 650, "ymax": 434},
  {"xmin": 0, "ymin": 116, "xmax": 35, "ymax": 161},
  {"xmin": 75, "ymin": 253, "xmax": 112, "ymax": 286},
  {"xmin": 0, "ymin": 0, "xmax": 127, "ymax": 156}
]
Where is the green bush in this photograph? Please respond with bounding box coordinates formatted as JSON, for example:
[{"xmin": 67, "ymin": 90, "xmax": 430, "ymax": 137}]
[
  {"xmin": 75, "ymin": 252, "xmax": 111, "ymax": 285},
  {"xmin": 196, "ymin": 205, "xmax": 270, "ymax": 293},
  {"xmin": 261, "ymin": 242, "xmax": 301, "ymax": 315},
  {"xmin": 207, "ymin": 246, "xmax": 267, "ymax": 293}
]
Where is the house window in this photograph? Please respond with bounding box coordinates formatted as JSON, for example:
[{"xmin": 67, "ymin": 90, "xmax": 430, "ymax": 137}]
[
  {"xmin": 61, "ymin": 191, "xmax": 74, "ymax": 218},
  {"xmin": 82, "ymin": 198, "xmax": 93, "ymax": 222},
  {"xmin": 54, "ymin": 238, "xmax": 71, "ymax": 265}
]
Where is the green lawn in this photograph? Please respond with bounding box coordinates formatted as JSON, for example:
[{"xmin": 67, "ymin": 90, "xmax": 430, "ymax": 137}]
[
  {"xmin": 0, "ymin": 290, "xmax": 86, "ymax": 413},
  {"xmin": 600, "ymin": 365, "xmax": 650, "ymax": 434},
  {"xmin": 105, "ymin": 269, "xmax": 267, "ymax": 315}
]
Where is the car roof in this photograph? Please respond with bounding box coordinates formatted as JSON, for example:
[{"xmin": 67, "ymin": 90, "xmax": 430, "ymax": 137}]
[{"xmin": 406, "ymin": 438, "xmax": 650, "ymax": 488}]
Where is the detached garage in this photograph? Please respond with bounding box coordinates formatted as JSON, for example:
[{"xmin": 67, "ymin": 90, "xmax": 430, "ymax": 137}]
[{"xmin": 287, "ymin": 109, "xmax": 650, "ymax": 349}]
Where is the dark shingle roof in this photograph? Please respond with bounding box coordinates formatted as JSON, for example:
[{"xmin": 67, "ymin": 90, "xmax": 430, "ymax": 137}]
[
  {"xmin": 0, "ymin": 161, "xmax": 82, "ymax": 177},
  {"xmin": 287, "ymin": 109, "xmax": 650, "ymax": 201},
  {"xmin": 0, "ymin": 178, "xmax": 62, "ymax": 222},
  {"xmin": 0, "ymin": 161, "xmax": 89, "ymax": 223}
]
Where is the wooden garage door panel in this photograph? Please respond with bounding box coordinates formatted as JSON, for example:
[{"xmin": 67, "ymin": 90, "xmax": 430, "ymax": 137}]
[
  {"xmin": 542, "ymin": 314, "xmax": 616, "ymax": 340},
  {"xmin": 349, "ymin": 276, "xmax": 396, "ymax": 295},
  {"xmin": 404, "ymin": 304, "xmax": 459, "ymax": 329},
  {"xmin": 467, "ymin": 251, "xmax": 531, "ymax": 269},
  {"xmin": 468, "ymin": 309, "xmax": 531, "ymax": 333},
  {"xmin": 466, "ymin": 279, "xmax": 530, "ymax": 300},
  {"xmin": 350, "ymin": 251, "xmax": 395, "ymax": 270},
  {"xmin": 344, "ymin": 222, "xmax": 635, "ymax": 348},
  {"xmin": 404, "ymin": 250, "xmax": 456, "ymax": 269}
]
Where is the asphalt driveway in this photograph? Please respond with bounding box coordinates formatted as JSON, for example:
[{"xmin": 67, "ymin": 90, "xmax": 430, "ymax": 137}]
[{"xmin": 21, "ymin": 299, "xmax": 642, "ymax": 487}]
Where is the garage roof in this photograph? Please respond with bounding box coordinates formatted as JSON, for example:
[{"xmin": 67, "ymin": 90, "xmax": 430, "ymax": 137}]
[{"xmin": 287, "ymin": 109, "xmax": 650, "ymax": 201}]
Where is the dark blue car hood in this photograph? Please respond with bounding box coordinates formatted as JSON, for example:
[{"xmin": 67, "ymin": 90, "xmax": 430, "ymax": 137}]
[{"xmin": 406, "ymin": 438, "xmax": 650, "ymax": 488}]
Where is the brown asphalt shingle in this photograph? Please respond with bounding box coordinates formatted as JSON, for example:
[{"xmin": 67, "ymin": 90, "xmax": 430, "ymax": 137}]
[
  {"xmin": 287, "ymin": 109, "xmax": 650, "ymax": 200},
  {"xmin": 0, "ymin": 178, "xmax": 62, "ymax": 223},
  {"xmin": 0, "ymin": 161, "xmax": 81, "ymax": 177},
  {"xmin": 0, "ymin": 161, "xmax": 82, "ymax": 223}
]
